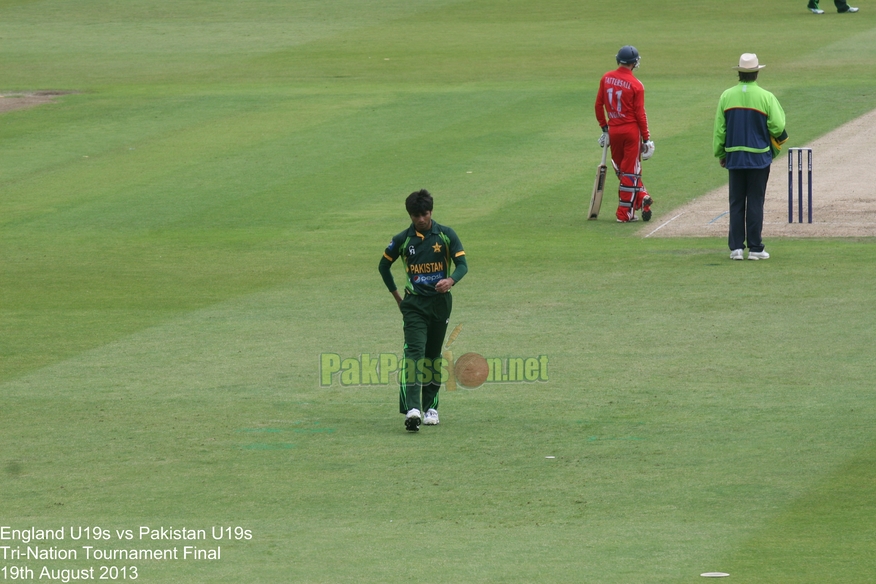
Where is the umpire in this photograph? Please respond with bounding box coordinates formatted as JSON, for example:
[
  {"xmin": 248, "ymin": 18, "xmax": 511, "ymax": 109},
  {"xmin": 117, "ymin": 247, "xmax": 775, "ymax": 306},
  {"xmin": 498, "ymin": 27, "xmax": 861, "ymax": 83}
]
[
  {"xmin": 378, "ymin": 190, "xmax": 468, "ymax": 432},
  {"xmin": 714, "ymin": 53, "xmax": 787, "ymax": 260}
]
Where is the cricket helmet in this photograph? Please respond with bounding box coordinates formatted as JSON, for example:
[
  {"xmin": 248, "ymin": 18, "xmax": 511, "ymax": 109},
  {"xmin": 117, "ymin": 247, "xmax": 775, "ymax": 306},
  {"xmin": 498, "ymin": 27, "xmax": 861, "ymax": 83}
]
[{"xmin": 616, "ymin": 45, "xmax": 640, "ymax": 66}]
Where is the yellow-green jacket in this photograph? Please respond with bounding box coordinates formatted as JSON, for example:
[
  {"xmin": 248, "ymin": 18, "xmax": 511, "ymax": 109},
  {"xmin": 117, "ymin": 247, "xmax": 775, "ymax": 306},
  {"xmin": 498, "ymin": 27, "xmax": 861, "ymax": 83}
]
[{"xmin": 714, "ymin": 81, "xmax": 787, "ymax": 169}]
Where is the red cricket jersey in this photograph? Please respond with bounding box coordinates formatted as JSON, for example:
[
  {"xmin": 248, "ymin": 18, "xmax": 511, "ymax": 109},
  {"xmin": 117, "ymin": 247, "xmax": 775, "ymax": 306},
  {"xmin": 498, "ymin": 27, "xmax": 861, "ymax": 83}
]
[{"xmin": 595, "ymin": 67, "xmax": 650, "ymax": 141}]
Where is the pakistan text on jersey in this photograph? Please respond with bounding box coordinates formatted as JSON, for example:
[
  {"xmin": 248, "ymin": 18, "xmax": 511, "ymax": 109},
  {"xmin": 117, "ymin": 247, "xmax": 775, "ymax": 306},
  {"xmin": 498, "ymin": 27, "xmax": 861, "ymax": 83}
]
[{"xmin": 408, "ymin": 262, "xmax": 445, "ymax": 274}]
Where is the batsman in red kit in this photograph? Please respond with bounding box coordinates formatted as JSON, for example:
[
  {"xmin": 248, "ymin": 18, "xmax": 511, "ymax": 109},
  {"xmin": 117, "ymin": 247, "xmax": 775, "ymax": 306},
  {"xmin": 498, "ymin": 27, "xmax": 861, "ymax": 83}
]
[{"xmin": 595, "ymin": 45, "xmax": 655, "ymax": 223}]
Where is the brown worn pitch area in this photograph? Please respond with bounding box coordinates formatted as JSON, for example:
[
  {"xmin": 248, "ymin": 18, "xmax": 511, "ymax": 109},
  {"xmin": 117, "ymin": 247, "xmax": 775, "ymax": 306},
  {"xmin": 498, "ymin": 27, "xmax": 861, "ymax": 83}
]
[
  {"xmin": 0, "ymin": 91, "xmax": 69, "ymax": 114},
  {"xmin": 639, "ymin": 108, "xmax": 876, "ymax": 239}
]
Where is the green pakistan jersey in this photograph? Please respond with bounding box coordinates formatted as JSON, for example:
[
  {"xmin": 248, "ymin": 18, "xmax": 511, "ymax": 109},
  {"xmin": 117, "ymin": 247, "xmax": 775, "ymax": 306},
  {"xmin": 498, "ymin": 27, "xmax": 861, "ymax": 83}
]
[{"xmin": 379, "ymin": 221, "xmax": 467, "ymax": 296}]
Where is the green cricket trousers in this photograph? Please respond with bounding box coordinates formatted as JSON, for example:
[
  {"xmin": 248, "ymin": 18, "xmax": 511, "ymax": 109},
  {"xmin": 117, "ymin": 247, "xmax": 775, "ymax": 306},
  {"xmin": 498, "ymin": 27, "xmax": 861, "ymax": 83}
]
[{"xmin": 399, "ymin": 292, "xmax": 452, "ymax": 414}]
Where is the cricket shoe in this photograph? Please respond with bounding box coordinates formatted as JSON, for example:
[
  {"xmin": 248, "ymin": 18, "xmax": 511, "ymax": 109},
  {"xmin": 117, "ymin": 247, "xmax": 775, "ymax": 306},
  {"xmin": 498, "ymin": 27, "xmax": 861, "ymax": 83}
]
[
  {"xmin": 405, "ymin": 409, "xmax": 422, "ymax": 432},
  {"xmin": 641, "ymin": 195, "xmax": 653, "ymax": 222},
  {"xmin": 810, "ymin": 8, "xmax": 824, "ymax": 13},
  {"xmin": 747, "ymin": 250, "xmax": 770, "ymax": 261},
  {"xmin": 843, "ymin": 7, "xmax": 859, "ymax": 12},
  {"xmin": 616, "ymin": 215, "xmax": 639, "ymax": 223},
  {"xmin": 423, "ymin": 409, "xmax": 440, "ymax": 425},
  {"xmin": 730, "ymin": 249, "xmax": 744, "ymax": 260}
]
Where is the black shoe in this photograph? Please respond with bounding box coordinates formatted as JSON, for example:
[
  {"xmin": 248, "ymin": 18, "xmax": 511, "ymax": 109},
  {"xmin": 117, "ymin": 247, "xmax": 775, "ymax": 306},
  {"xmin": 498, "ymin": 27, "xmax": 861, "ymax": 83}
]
[
  {"xmin": 405, "ymin": 409, "xmax": 422, "ymax": 432},
  {"xmin": 641, "ymin": 195, "xmax": 653, "ymax": 222}
]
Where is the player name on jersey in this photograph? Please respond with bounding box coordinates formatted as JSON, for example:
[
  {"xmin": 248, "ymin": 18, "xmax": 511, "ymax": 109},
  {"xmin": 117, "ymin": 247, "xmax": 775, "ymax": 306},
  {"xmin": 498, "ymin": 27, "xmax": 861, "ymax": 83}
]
[{"xmin": 604, "ymin": 76, "xmax": 632, "ymax": 90}]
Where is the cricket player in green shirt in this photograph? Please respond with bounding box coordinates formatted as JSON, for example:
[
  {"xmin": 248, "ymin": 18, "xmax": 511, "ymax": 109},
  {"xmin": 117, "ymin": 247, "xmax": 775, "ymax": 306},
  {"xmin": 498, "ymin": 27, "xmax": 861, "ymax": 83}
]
[{"xmin": 378, "ymin": 190, "xmax": 468, "ymax": 432}]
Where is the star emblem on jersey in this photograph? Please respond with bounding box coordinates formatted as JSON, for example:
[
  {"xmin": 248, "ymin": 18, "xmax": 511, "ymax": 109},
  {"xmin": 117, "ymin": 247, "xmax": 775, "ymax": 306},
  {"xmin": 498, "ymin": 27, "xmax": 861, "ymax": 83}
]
[{"xmin": 432, "ymin": 242, "xmax": 442, "ymax": 253}]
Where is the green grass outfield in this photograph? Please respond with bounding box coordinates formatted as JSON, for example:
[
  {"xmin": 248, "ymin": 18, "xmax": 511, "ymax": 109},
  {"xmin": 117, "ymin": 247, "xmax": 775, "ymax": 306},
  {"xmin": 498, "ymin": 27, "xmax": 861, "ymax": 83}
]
[{"xmin": 2, "ymin": 1, "xmax": 875, "ymax": 581}]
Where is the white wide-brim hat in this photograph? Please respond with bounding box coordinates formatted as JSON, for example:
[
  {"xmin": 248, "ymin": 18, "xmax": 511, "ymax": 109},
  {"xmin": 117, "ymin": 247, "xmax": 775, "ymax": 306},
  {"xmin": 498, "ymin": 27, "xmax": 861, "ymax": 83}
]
[{"xmin": 733, "ymin": 53, "xmax": 766, "ymax": 72}]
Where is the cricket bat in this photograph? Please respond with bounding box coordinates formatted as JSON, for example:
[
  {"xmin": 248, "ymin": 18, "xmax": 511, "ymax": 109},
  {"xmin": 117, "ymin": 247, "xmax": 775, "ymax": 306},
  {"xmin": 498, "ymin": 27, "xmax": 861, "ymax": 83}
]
[{"xmin": 588, "ymin": 141, "xmax": 609, "ymax": 220}]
